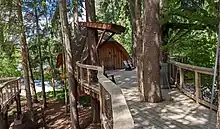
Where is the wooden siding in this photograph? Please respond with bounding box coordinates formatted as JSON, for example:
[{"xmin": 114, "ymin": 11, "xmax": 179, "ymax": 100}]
[{"xmin": 98, "ymin": 41, "xmax": 130, "ymax": 70}]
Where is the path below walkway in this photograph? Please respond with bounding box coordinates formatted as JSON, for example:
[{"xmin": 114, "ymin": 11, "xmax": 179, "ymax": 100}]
[{"xmin": 108, "ymin": 70, "xmax": 217, "ymax": 129}]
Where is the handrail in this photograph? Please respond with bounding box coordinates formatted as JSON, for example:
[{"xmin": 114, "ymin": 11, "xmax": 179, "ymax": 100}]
[
  {"xmin": 76, "ymin": 61, "xmax": 134, "ymax": 129},
  {"xmin": 169, "ymin": 60, "xmax": 214, "ymax": 75},
  {"xmin": 0, "ymin": 77, "xmax": 17, "ymax": 84},
  {"xmin": 0, "ymin": 78, "xmax": 20, "ymax": 90},
  {"xmin": 168, "ymin": 60, "xmax": 217, "ymax": 110}
]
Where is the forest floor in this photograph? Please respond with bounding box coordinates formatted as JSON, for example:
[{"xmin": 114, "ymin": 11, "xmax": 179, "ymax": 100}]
[{"xmin": 9, "ymin": 95, "xmax": 100, "ymax": 129}]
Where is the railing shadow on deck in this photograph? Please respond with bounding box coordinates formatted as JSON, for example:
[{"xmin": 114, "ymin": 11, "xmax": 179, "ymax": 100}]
[
  {"xmin": 112, "ymin": 70, "xmax": 216, "ymax": 129},
  {"xmin": 76, "ymin": 61, "xmax": 134, "ymax": 129}
]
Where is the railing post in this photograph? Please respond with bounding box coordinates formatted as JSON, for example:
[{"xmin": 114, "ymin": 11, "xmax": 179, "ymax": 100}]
[
  {"xmin": 195, "ymin": 71, "xmax": 201, "ymax": 104},
  {"xmin": 99, "ymin": 84, "xmax": 104, "ymax": 129},
  {"xmin": 179, "ymin": 68, "xmax": 184, "ymax": 90},
  {"xmin": 0, "ymin": 89, "xmax": 3, "ymax": 106},
  {"xmin": 0, "ymin": 106, "xmax": 6, "ymax": 129},
  {"xmin": 87, "ymin": 68, "xmax": 91, "ymax": 86},
  {"xmin": 76, "ymin": 66, "xmax": 78, "ymax": 81},
  {"xmin": 80, "ymin": 67, "xmax": 83, "ymax": 86}
]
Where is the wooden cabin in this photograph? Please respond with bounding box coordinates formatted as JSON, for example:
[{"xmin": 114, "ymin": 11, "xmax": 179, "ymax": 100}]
[
  {"xmin": 98, "ymin": 38, "xmax": 130, "ymax": 70},
  {"xmin": 56, "ymin": 22, "xmax": 130, "ymax": 70}
]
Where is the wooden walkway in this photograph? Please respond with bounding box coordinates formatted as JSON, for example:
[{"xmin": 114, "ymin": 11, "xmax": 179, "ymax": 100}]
[{"xmin": 108, "ymin": 70, "xmax": 217, "ymax": 129}]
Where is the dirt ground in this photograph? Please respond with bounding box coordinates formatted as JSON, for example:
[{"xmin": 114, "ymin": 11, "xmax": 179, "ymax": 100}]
[{"xmin": 9, "ymin": 99, "xmax": 100, "ymax": 129}]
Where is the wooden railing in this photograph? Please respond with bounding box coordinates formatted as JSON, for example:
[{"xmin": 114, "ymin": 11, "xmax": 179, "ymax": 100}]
[
  {"xmin": 168, "ymin": 60, "xmax": 217, "ymax": 110},
  {"xmin": 76, "ymin": 62, "xmax": 134, "ymax": 129},
  {"xmin": 0, "ymin": 77, "xmax": 16, "ymax": 84},
  {"xmin": 0, "ymin": 78, "xmax": 21, "ymax": 111},
  {"xmin": 0, "ymin": 78, "xmax": 21, "ymax": 129}
]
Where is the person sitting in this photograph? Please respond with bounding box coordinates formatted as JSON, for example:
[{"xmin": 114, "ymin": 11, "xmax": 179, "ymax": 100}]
[{"xmin": 123, "ymin": 60, "xmax": 132, "ymax": 71}]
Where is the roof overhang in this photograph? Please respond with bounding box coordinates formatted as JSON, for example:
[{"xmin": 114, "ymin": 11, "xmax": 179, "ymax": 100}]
[{"xmin": 79, "ymin": 22, "xmax": 126, "ymax": 34}]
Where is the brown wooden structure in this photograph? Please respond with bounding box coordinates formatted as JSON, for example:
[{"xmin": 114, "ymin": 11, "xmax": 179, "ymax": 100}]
[
  {"xmin": 168, "ymin": 60, "xmax": 217, "ymax": 110},
  {"xmin": 98, "ymin": 39, "xmax": 130, "ymax": 70},
  {"xmin": 56, "ymin": 22, "xmax": 129, "ymax": 70},
  {"xmin": 0, "ymin": 78, "xmax": 21, "ymax": 129},
  {"xmin": 75, "ymin": 62, "xmax": 134, "ymax": 129}
]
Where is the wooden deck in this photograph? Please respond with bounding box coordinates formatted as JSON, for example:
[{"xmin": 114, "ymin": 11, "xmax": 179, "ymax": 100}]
[{"xmin": 108, "ymin": 70, "xmax": 217, "ymax": 129}]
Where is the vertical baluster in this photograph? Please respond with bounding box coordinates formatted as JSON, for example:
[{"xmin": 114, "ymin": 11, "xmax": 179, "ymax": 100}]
[
  {"xmin": 10, "ymin": 82, "xmax": 13, "ymax": 97},
  {"xmin": 13, "ymin": 81, "xmax": 17, "ymax": 95},
  {"xmin": 180, "ymin": 68, "xmax": 184, "ymax": 90},
  {"xmin": 80, "ymin": 67, "xmax": 83, "ymax": 86},
  {"xmin": 76, "ymin": 66, "xmax": 79, "ymax": 81},
  {"xmin": 0, "ymin": 88, "xmax": 3, "ymax": 105},
  {"xmin": 87, "ymin": 69, "xmax": 91, "ymax": 86},
  {"xmin": 5, "ymin": 85, "xmax": 9, "ymax": 103},
  {"xmin": 195, "ymin": 71, "xmax": 201, "ymax": 104}
]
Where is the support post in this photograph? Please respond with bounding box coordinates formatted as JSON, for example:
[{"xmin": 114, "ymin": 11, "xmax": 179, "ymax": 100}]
[
  {"xmin": 91, "ymin": 97, "xmax": 100, "ymax": 123},
  {"xmin": 180, "ymin": 68, "xmax": 184, "ymax": 90},
  {"xmin": 99, "ymin": 84, "xmax": 104, "ymax": 129},
  {"xmin": 15, "ymin": 93, "xmax": 21, "ymax": 119},
  {"xmin": 3, "ymin": 110, "xmax": 8, "ymax": 129},
  {"xmin": 195, "ymin": 71, "xmax": 201, "ymax": 104},
  {"xmin": 0, "ymin": 106, "xmax": 6, "ymax": 129}
]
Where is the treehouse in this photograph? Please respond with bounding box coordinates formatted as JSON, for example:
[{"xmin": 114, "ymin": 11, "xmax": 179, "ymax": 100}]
[{"xmin": 56, "ymin": 22, "xmax": 130, "ymax": 70}]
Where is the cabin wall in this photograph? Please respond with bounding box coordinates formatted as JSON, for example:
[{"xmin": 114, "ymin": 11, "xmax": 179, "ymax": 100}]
[{"xmin": 98, "ymin": 42, "xmax": 129, "ymax": 70}]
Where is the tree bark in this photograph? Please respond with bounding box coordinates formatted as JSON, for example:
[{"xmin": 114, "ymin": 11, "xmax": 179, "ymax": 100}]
[
  {"xmin": 59, "ymin": 0, "xmax": 80, "ymax": 128},
  {"xmin": 28, "ymin": 50, "xmax": 39, "ymax": 103},
  {"xmin": 217, "ymin": 3, "xmax": 220, "ymax": 128},
  {"xmin": 48, "ymin": 45, "xmax": 56, "ymax": 97},
  {"xmin": 130, "ymin": 0, "xmax": 142, "ymax": 92},
  {"xmin": 139, "ymin": 0, "xmax": 163, "ymax": 102},
  {"xmin": 85, "ymin": 0, "xmax": 100, "ymax": 123},
  {"xmin": 17, "ymin": 0, "xmax": 34, "ymax": 120},
  {"xmin": 34, "ymin": 1, "xmax": 47, "ymax": 108}
]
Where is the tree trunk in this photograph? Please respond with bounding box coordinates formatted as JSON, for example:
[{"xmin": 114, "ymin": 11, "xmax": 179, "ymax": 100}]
[
  {"xmin": 16, "ymin": 0, "xmax": 34, "ymax": 120},
  {"xmin": 34, "ymin": 2, "xmax": 47, "ymax": 108},
  {"xmin": 59, "ymin": 0, "xmax": 80, "ymax": 128},
  {"xmin": 217, "ymin": 4, "xmax": 220, "ymax": 128},
  {"xmin": 48, "ymin": 45, "xmax": 56, "ymax": 97},
  {"xmin": 139, "ymin": 0, "xmax": 162, "ymax": 102},
  {"xmin": 85, "ymin": 0, "xmax": 100, "ymax": 123},
  {"xmin": 217, "ymin": 43, "xmax": 220, "ymax": 129},
  {"xmin": 130, "ymin": 0, "xmax": 142, "ymax": 92},
  {"xmin": 28, "ymin": 51, "xmax": 39, "ymax": 103}
]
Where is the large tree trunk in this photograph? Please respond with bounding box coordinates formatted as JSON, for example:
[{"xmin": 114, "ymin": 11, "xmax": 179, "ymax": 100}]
[
  {"xmin": 59, "ymin": 0, "xmax": 80, "ymax": 128},
  {"xmin": 130, "ymin": 0, "xmax": 142, "ymax": 92},
  {"xmin": 129, "ymin": 0, "xmax": 141, "ymax": 67},
  {"xmin": 217, "ymin": 5, "xmax": 220, "ymax": 128},
  {"xmin": 34, "ymin": 2, "xmax": 47, "ymax": 108},
  {"xmin": 85, "ymin": 0, "xmax": 100, "ymax": 124},
  {"xmin": 17, "ymin": 0, "xmax": 34, "ymax": 120},
  {"xmin": 217, "ymin": 39, "xmax": 220, "ymax": 129},
  {"xmin": 28, "ymin": 51, "xmax": 39, "ymax": 103},
  {"xmin": 139, "ymin": 0, "xmax": 162, "ymax": 102}
]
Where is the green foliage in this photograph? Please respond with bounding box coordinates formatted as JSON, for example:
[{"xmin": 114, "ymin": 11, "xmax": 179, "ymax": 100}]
[
  {"xmin": 96, "ymin": 0, "xmax": 132, "ymax": 54},
  {"xmin": 0, "ymin": 50, "xmax": 21, "ymax": 77},
  {"xmin": 162, "ymin": 0, "xmax": 218, "ymax": 68}
]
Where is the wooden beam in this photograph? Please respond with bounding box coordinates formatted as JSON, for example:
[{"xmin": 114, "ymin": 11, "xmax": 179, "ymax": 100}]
[
  {"xmin": 102, "ymin": 32, "xmax": 115, "ymax": 45},
  {"xmin": 180, "ymin": 68, "xmax": 184, "ymax": 90},
  {"xmin": 79, "ymin": 22, "xmax": 125, "ymax": 34},
  {"xmin": 195, "ymin": 71, "xmax": 201, "ymax": 104},
  {"xmin": 96, "ymin": 30, "xmax": 106, "ymax": 49}
]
